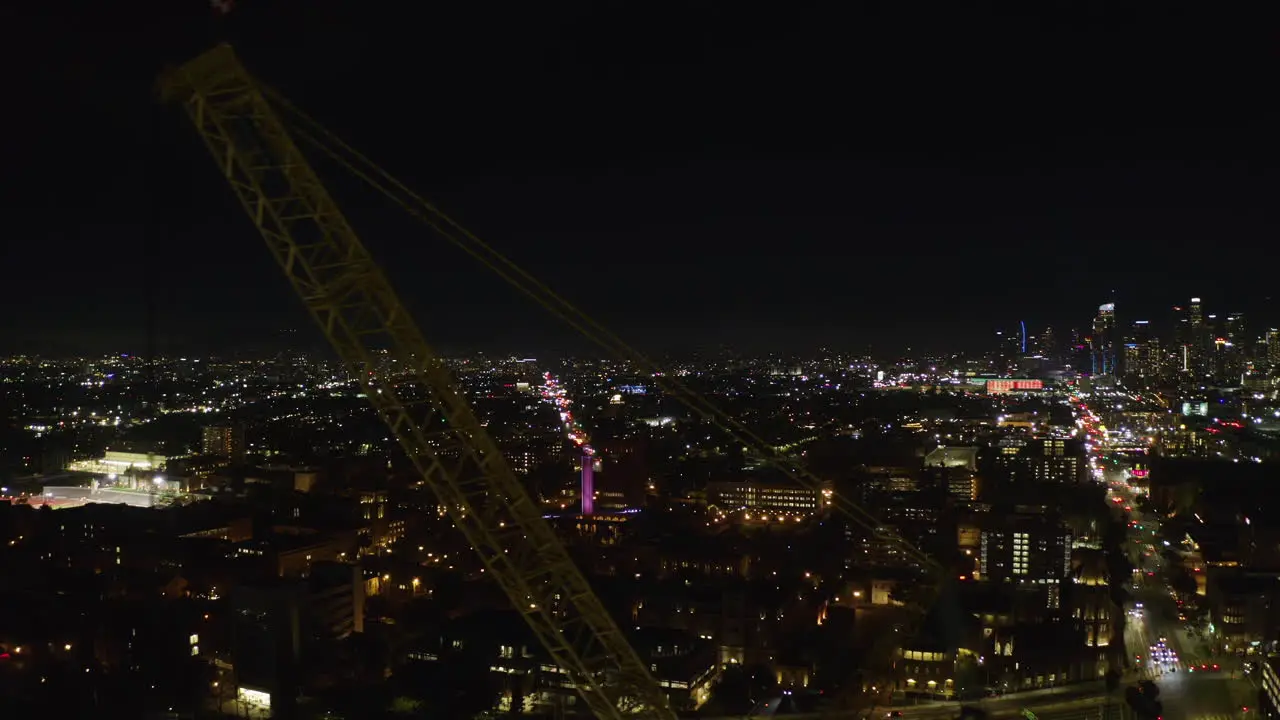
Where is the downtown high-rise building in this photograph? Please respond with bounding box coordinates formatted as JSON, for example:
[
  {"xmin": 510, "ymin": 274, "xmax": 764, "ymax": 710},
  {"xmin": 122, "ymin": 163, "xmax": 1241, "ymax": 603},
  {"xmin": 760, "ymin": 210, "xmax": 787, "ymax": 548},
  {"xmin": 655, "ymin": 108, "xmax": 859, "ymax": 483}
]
[
  {"xmin": 1091, "ymin": 303, "xmax": 1117, "ymax": 376},
  {"xmin": 993, "ymin": 327, "xmax": 1023, "ymax": 374},
  {"xmin": 1173, "ymin": 298, "xmax": 1211, "ymax": 377},
  {"xmin": 1039, "ymin": 326, "xmax": 1058, "ymax": 361},
  {"xmin": 1124, "ymin": 319, "xmax": 1159, "ymax": 385},
  {"xmin": 1188, "ymin": 298, "xmax": 1209, "ymax": 376},
  {"xmin": 1217, "ymin": 312, "xmax": 1247, "ymax": 383},
  {"xmin": 1225, "ymin": 312, "xmax": 1246, "ymax": 342}
]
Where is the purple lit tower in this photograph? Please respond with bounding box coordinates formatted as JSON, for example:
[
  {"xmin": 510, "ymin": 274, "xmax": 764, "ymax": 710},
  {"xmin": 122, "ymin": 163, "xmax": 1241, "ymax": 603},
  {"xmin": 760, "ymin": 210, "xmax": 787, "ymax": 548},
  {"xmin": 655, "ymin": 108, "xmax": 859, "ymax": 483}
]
[{"xmin": 581, "ymin": 449, "xmax": 595, "ymax": 515}]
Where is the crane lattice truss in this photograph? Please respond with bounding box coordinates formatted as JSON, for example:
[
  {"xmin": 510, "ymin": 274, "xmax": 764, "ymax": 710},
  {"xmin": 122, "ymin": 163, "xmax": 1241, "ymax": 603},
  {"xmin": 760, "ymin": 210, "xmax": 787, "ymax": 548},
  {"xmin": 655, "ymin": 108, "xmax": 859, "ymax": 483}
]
[{"xmin": 160, "ymin": 44, "xmax": 674, "ymax": 720}]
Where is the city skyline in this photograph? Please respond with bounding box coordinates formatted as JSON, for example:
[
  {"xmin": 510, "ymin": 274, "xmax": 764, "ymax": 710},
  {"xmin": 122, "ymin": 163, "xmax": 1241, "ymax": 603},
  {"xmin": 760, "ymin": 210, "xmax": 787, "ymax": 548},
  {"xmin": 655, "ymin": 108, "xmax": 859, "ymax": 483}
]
[
  {"xmin": 6, "ymin": 290, "xmax": 1274, "ymax": 364},
  {"xmin": 5, "ymin": 283, "xmax": 1278, "ymax": 360}
]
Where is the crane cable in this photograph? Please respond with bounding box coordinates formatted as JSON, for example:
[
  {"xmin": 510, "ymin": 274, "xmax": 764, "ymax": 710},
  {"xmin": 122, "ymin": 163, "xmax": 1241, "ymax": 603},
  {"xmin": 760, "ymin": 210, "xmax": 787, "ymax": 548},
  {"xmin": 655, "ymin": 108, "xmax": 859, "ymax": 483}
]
[{"xmin": 259, "ymin": 83, "xmax": 939, "ymax": 573}]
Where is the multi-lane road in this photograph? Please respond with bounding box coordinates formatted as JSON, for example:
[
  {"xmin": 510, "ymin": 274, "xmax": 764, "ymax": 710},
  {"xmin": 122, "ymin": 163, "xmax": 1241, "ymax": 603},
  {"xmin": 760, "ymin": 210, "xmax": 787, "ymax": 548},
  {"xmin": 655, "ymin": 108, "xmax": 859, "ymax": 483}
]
[
  {"xmin": 1103, "ymin": 417, "xmax": 1258, "ymax": 720},
  {"xmin": 1122, "ymin": 560, "xmax": 1253, "ymax": 720}
]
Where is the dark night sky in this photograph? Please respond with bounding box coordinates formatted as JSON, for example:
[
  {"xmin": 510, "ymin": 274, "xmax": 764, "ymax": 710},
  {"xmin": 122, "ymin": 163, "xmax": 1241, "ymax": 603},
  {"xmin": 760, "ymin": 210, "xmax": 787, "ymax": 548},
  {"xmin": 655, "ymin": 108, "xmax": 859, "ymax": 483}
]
[{"xmin": 3, "ymin": 1, "xmax": 1277, "ymax": 356}]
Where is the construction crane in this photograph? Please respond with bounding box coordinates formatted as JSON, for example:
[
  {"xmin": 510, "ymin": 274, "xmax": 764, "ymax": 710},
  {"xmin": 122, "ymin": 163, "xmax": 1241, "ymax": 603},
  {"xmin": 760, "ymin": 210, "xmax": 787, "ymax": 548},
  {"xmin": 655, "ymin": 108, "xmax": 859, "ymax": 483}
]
[
  {"xmin": 159, "ymin": 44, "xmax": 675, "ymax": 720},
  {"xmin": 161, "ymin": 42, "xmax": 941, "ymax": 719}
]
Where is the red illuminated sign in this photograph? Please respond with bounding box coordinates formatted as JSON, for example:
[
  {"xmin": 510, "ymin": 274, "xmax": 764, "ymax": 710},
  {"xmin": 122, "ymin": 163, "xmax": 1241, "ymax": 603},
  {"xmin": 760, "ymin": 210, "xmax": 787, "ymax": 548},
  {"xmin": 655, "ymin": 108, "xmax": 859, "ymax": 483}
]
[{"xmin": 986, "ymin": 379, "xmax": 1044, "ymax": 394}]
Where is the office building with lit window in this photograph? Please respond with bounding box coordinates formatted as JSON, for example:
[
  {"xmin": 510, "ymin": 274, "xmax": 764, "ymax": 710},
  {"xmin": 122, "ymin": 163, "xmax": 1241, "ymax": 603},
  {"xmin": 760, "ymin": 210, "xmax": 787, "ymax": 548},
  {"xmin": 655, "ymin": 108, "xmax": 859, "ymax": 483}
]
[
  {"xmin": 202, "ymin": 424, "xmax": 246, "ymax": 464},
  {"xmin": 990, "ymin": 438, "xmax": 1086, "ymax": 485},
  {"xmin": 1124, "ymin": 320, "xmax": 1161, "ymax": 385},
  {"xmin": 706, "ymin": 479, "xmax": 830, "ymax": 521},
  {"xmin": 977, "ymin": 511, "xmax": 1072, "ymax": 606},
  {"xmin": 1260, "ymin": 657, "xmax": 1279, "ymax": 720},
  {"xmin": 1092, "ymin": 303, "xmax": 1118, "ymax": 376}
]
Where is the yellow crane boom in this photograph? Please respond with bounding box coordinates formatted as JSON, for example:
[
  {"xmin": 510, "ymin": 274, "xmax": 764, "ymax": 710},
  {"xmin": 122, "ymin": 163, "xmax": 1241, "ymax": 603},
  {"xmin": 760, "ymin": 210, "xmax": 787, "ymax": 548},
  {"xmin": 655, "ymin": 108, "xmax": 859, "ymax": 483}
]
[{"xmin": 160, "ymin": 43, "xmax": 675, "ymax": 720}]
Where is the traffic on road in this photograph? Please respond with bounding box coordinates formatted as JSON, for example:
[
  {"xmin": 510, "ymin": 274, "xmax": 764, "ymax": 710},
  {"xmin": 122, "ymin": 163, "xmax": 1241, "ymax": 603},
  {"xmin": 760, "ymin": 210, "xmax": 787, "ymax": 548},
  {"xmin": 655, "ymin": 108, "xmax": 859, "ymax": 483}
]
[
  {"xmin": 820, "ymin": 393, "xmax": 1262, "ymax": 720},
  {"xmin": 1078, "ymin": 393, "xmax": 1258, "ymax": 720}
]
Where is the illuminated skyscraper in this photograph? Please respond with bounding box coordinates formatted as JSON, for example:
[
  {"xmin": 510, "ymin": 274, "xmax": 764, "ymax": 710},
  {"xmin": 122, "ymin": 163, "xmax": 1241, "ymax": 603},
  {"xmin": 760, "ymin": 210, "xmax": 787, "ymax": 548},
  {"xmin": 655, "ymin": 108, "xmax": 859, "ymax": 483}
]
[
  {"xmin": 993, "ymin": 329, "xmax": 1020, "ymax": 373},
  {"xmin": 1180, "ymin": 297, "xmax": 1210, "ymax": 377},
  {"xmin": 1091, "ymin": 303, "xmax": 1117, "ymax": 376},
  {"xmin": 1124, "ymin": 320, "xmax": 1158, "ymax": 385},
  {"xmin": 1218, "ymin": 312, "xmax": 1246, "ymax": 383},
  {"xmin": 1225, "ymin": 312, "xmax": 1246, "ymax": 342},
  {"xmin": 1039, "ymin": 326, "xmax": 1057, "ymax": 361}
]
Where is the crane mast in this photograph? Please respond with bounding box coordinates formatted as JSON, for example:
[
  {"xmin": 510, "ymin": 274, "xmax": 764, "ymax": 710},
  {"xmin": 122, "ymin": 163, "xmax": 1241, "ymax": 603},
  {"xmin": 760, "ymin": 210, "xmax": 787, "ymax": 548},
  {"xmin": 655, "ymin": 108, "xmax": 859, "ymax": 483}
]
[{"xmin": 160, "ymin": 44, "xmax": 674, "ymax": 720}]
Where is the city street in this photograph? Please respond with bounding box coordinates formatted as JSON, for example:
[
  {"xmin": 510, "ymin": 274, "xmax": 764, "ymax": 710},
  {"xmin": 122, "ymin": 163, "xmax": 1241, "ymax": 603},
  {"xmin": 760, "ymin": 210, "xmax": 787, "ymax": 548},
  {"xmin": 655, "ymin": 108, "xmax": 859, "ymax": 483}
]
[
  {"xmin": 1104, "ymin": 432, "xmax": 1259, "ymax": 720},
  {"xmin": 1122, "ymin": 579, "xmax": 1252, "ymax": 720}
]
